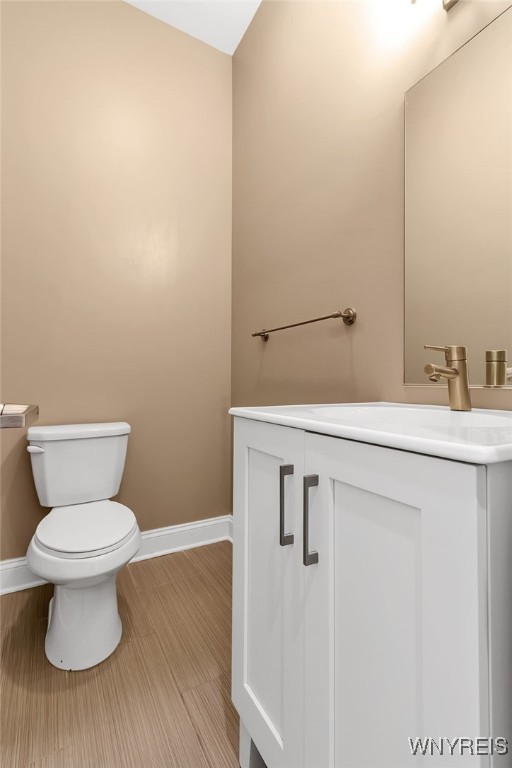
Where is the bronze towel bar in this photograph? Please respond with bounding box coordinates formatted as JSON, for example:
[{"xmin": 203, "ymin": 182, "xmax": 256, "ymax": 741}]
[{"xmin": 252, "ymin": 307, "xmax": 356, "ymax": 342}]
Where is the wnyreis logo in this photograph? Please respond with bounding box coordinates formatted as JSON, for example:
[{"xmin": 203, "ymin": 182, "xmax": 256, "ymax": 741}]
[{"xmin": 408, "ymin": 738, "xmax": 509, "ymax": 757}]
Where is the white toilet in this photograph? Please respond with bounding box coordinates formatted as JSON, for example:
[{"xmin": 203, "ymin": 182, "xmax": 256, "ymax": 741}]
[{"xmin": 26, "ymin": 422, "xmax": 141, "ymax": 671}]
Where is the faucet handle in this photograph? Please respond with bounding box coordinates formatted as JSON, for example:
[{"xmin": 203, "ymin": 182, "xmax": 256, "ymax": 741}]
[{"xmin": 424, "ymin": 344, "xmax": 467, "ymax": 362}]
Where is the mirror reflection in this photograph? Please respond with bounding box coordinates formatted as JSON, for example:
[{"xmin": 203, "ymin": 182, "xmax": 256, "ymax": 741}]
[{"xmin": 404, "ymin": 9, "xmax": 512, "ymax": 387}]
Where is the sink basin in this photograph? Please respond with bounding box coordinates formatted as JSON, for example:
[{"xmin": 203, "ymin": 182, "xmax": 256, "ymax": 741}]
[
  {"xmin": 229, "ymin": 402, "xmax": 512, "ymax": 463},
  {"xmin": 298, "ymin": 404, "xmax": 512, "ymax": 429}
]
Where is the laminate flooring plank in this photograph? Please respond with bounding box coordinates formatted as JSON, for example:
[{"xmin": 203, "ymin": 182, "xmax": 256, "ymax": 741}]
[
  {"xmin": 64, "ymin": 634, "xmax": 209, "ymax": 768},
  {"xmin": 147, "ymin": 573, "xmax": 231, "ymax": 693},
  {"xmin": 0, "ymin": 584, "xmax": 53, "ymax": 631},
  {"xmin": 184, "ymin": 541, "xmax": 233, "ymax": 604},
  {"xmin": 127, "ymin": 550, "xmax": 197, "ymax": 592},
  {"xmin": 0, "ymin": 617, "xmax": 69, "ymax": 767},
  {"xmin": 137, "ymin": 634, "xmax": 213, "ymax": 768},
  {"xmin": 116, "ymin": 568, "xmax": 155, "ymax": 644},
  {"xmin": 27, "ymin": 747, "xmax": 71, "ymax": 768},
  {"xmin": 182, "ymin": 673, "xmax": 239, "ymax": 768}
]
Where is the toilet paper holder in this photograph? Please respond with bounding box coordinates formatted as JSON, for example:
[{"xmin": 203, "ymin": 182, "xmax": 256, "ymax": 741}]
[{"xmin": 0, "ymin": 403, "xmax": 39, "ymax": 428}]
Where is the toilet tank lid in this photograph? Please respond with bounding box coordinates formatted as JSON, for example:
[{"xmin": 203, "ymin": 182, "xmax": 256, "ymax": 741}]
[{"xmin": 28, "ymin": 422, "xmax": 131, "ymax": 442}]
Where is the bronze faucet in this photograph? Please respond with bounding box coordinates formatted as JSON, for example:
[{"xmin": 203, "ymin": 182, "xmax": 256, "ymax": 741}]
[{"xmin": 424, "ymin": 345, "xmax": 471, "ymax": 411}]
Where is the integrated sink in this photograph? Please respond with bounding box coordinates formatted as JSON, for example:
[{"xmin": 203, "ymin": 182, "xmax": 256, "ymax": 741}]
[{"xmin": 229, "ymin": 402, "xmax": 512, "ymax": 463}]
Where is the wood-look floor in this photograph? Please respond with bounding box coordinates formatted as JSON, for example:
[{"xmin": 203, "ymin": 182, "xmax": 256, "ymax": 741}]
[{"xmin": 0, "ymin": 541, "xmax": 239, "ymax": 768}]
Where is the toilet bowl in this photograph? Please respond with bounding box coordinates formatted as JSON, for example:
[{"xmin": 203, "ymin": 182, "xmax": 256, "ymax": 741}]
[{"xmin": 26, "ymin": 422, "xmax": 141, "ymax": 671}]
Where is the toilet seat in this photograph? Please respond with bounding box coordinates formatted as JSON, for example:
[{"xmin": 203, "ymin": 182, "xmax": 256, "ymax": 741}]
[{"xmin": 35, "ymin": 500, "xmax": 138, "ymax": 559}]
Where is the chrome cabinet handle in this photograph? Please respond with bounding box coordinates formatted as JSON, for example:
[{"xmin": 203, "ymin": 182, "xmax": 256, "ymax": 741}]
[
  {"xmin": 279, "ymin": 465, "xmax": 295, "ymax": 546},
  {"xmin": 303, "ymin": 475, "xmax": 319, "ymax": 566}
]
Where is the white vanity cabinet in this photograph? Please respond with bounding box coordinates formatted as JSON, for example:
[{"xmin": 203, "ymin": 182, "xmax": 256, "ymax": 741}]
[{"xmin": 232, "ymin": 413, "xmax": 512, "ymax": 768}]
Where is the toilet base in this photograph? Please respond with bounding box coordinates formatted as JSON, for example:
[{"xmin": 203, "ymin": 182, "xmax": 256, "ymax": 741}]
[{"xmin": 45, "ymin": 575, "xmax": 122, "ymax": 671}]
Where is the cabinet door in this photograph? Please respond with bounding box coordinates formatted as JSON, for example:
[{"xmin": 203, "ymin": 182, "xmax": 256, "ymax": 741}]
[
  {"xmin": 304, "ymin": 434, "xmax": 488, "ymax": 768},
  {"xmin": 232, "ymin": 418, "xmax": 305, "ymax": 768}
]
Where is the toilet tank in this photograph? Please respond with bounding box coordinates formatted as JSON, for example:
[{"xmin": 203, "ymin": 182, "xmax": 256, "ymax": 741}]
[{"xmin": 27, "ymin": 422, "xmax": 131, "ymax": 508}]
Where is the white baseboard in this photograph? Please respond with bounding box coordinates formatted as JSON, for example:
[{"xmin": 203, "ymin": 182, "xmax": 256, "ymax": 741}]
[
  {"xmin": 133, "ymin": 514, "xmax": 233, "ymax": 562},
  {"xmin": 0, "ymin": 514, "xmax": 233, "ymax": 596},
  {"xmin": 0, "ymin": 558, "xmax": 46, "ymax": 595}
]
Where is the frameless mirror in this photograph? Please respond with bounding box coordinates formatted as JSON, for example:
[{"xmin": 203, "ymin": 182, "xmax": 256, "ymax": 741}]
[{"xmin": 404, "ymin": 9, "xmax": 512, "ymax": 387}]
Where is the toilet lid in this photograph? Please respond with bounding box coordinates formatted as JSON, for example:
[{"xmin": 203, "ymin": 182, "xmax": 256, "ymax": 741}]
[{"xmin": 35, "ymin": 501, "xmax": 138, "ymax": 559}]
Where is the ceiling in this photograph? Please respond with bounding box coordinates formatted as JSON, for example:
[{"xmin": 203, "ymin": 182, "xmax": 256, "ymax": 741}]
[{"xmin": 125, "ymin": 0, "xmax": 262, "ymax": 55}]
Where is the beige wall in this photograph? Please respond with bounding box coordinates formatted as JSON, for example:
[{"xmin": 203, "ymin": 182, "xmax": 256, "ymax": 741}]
[
  {"xmin": 1, "ymin": 1, "xmax": 232, "ymax": 559},
  {"xmin": 232, "ymin": 0, "xmax": 512, "ymax": 411},
  {"xmin": 3, "ymin": 0, "xmax": 512, "ymax": 560}
]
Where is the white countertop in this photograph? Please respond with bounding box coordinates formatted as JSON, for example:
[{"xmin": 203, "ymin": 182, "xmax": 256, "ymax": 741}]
[{"xmin": 229, "ymin": 402, "xmax": 512, "ymax": 464}]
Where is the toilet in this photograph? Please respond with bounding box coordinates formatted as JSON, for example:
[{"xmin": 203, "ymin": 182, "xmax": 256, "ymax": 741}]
[{"xmin": 26, "ymin": 422, "xmax": 141, "ymax": 671}]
